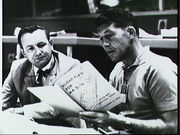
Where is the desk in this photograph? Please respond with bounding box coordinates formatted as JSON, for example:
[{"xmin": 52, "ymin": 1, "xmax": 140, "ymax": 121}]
[{"xmin": 0, "ymin": 112, "xmax": 100, "ymax": 134}]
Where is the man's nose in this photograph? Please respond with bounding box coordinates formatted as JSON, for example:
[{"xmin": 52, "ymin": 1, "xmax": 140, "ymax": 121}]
[
  {"xmin": 102, "ymin": 42, "xmax": 110, "ymax": 48},
  {"xmin": 35, "ymin": 47, "xmax": 42, "ymax": 55}
]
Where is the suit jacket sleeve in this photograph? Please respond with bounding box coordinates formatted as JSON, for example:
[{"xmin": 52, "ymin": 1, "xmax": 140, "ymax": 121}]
[
  {"xmin": 23, "ymin": 102, "xmax": 60, "ymax": 119},
  {"xmin": 2, "ymin": 62, "xmax": 18, "ymax": 110}
]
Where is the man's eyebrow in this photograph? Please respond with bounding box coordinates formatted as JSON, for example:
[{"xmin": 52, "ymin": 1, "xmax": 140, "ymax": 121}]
[
  {"xmin": 92, "ymin": 32, "xmax": 101, "ymax": 38},
  {"xmin": 104, "ymin": 29, "xmax": 114, "ymax": 34},
  {"xmin": 36, "ymin": 42, "xmax": 46, "ymax": 46}
]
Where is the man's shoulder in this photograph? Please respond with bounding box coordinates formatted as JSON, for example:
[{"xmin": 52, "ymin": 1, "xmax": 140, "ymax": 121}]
[
  {"xmin": 141, "ymin": 52, "xmax": 177, "ymax": 86},
  {"xmin": 53, "ymin": 51, "xmax": 80, "ymax": 75},
  {"xmin": 53, "ymin": 50, "xmax": 80, "ymax": 64},
  {"xmin": 11, "ymin": 58, "xmax": 30, "ymax": 70},
  {"xmin": 146, "ymin": 52, "xmax": 177, "ymax": 73}
]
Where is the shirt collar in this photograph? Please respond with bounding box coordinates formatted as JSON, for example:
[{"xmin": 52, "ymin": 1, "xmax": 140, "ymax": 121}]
[
  {"xmin": 34, "ymin": 56, "xmax": 54, "ymax": 75},
  {"xmin": 123, "ymin": 46, "xmax": 149, "ymax": 70},
  {"xmin": 132, "ymin": 46, "xmax": 149, "ymax": 66}
]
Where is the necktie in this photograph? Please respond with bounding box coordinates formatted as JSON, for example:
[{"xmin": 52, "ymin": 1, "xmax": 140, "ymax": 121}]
[
  {"xmin": 36, "ymin": 58, "xmax": 56, "ymax": 86},
  {"xmin": 37, "ymin": 69, "xmax": 48, "ymax": 86}
]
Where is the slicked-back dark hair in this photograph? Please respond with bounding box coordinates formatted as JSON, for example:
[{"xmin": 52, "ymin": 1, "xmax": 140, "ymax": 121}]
[
  {"xmin": 95, "ymin": 8, "xmax": 139, "ymax": 37},
  {"xmin": 18, "ymin": 25, "xmax": 50, "ymax": 49}
]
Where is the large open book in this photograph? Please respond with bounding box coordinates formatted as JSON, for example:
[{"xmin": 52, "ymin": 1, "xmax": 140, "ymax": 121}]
[{"xmin": 28, "ymin": 61, "xmax": 125, "ymax": 116}]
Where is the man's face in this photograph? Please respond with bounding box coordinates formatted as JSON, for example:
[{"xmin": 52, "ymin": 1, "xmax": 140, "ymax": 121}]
[
  {"xmin": 21, "ymin": 29, "xmax": 53, "ymax": 69},
  {"xmin": 97, "ymin": 24, "xmax": 131, "ymax": 62}
]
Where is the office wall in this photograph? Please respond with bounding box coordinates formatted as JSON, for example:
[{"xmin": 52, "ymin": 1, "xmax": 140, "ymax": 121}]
[{"xmin": 3, "ymin": 14, "xmax": 177, "ymax": 80}]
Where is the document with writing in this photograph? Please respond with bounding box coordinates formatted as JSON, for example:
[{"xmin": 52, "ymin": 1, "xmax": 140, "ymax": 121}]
[{"xmin": 28, "ymin": 61, "xmax": 125, "ymax": 116}]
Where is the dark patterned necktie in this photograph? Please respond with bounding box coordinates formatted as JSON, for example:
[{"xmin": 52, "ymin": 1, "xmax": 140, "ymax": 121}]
[
  {"xmin": 37, "ymin": 69, "xmax": 50, "ymax": 86},
  {"xmin": 36, "ymin": 58, "xmax": 56, "ymax": 86}
]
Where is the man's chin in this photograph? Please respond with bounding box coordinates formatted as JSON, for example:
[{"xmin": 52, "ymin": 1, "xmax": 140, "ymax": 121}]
[
  {"xmin": 109, "ymin": 57, "xmax": 119, "ymax": 62},
  {"xmin": 109, "ymin": 55, "xmax": 123, "ymax": 62},
  {"xmin": 34, "ymin": 62, "xmax": 47, "ymax": 69}
]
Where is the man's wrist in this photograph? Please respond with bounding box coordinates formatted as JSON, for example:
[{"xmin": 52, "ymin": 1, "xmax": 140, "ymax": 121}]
[
  {"xmin": 107, "ymin": 111, "xmax": 131, "ymax": 131},
  {"xmin": 123, "ymin": 116, "xmax": 133, "ymax": 132}
]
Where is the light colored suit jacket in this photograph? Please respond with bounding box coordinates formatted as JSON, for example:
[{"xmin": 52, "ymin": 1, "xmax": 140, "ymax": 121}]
[{"xmin": 2, "ymin": 50, "xmax": 80, "ymax": 119}]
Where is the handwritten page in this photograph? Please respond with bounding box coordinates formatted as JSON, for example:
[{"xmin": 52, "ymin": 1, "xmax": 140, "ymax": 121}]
[{"xmin": 56, "ymin": 61, "xmax": 125, "ymax": 111}]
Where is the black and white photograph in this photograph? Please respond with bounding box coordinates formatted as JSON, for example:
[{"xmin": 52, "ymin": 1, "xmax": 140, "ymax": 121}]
[{"xmin": 0, "ymin": 0, "xmax": 178, "ymax": 134}]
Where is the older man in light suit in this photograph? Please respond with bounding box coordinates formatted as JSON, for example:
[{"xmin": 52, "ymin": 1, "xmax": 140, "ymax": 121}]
[{"xmin": 2, "ymin": 25, "xmax": 82, "ymax": 127}]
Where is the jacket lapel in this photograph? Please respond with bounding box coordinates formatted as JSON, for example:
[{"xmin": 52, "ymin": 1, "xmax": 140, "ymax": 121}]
[
  {"xmin": 44, "ymin": 57, "xmax": 60, "ymax": 86},
  {"xmin": 24, "ymin": 64, "xmax": 36, "ymax": 87}
]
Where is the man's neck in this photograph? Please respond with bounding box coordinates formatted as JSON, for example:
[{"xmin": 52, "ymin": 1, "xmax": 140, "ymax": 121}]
[
  {"xmin": 122, "ymin": 40, "xmax": 143, "ymax": 68},
  {"xmin": 42, "ymin": 56, "xmax": 54, "ymax": 71}
]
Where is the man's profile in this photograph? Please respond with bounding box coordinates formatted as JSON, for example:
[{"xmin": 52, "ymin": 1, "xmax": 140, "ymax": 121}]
[{"xmin": 80, "ymin": 8, "xmax": 177, "ymax": 134}]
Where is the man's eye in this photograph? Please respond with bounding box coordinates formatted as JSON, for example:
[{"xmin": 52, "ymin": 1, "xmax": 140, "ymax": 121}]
[
  {"xmin": 104, "ymin": 33, "xmax": 113, "ymax": 40},
  {"xmin": 27, "ymin": 47, "xmax": 34, "ymax": 51},
  {"xmin": 92, "ymin": 33, "xmax": 101, "ymax": 38}
]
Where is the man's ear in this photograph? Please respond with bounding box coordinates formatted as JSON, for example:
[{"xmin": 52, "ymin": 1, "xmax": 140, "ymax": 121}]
[
  {"xmin": 49, "ymin": 39, "xmax": 54, "ymax": 49},
  {"xmin": 21, "ymin": 49, "xmax": 27, "ymax": 57},
  {"xmin": 125, "ymin": 26, "xmax": 136, "ymax": 40}
]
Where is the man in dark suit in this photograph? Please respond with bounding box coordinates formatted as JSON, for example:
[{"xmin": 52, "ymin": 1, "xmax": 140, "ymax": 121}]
[{"xmin": 2, "ymin": 25, "xmax": 82, "ymax": 127}]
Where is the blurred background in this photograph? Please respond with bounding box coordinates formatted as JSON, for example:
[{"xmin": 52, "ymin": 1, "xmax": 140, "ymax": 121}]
[{"xmin": 2, "ymin": 0, "xmax": 178, "ymax": 81}]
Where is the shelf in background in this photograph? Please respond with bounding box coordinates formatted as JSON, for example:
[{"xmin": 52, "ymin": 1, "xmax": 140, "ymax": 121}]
[
  {"xmin": 6, "ymin": 9, "xmax": 177, "ymax": 21},
  {"xmin": 133, "ymin": 9, "xmax": 177, "ymax": 16},
  {"xmin": 2, "ymin": 36, "xmax": 177, "ymax": 49}
]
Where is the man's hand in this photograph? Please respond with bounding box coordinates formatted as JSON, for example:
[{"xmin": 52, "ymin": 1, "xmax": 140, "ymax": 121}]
[
  {"xmin": 79, "ymin": 111, "xmax": 111, "ymax": 127},
  {"xmin": 4, "ymin": 107, "xmax": 24, "ymax": 115},
  {"xmin": 79, "ymin": 111, "xmax": 129, "ymax": 131}
]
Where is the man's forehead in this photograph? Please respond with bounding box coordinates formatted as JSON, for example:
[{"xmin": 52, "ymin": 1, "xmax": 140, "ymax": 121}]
[
  {"xmin": 97, "ymin": 24, "xmax": 111, "ymax": 33},
  {"xmin": 97, "ymin": 23, "xmax": 116, "ymax": 33},
  {"xmin": 21, "ymin": 29, "xmax": 48, "ymax": 45},
  {"xmin": 22, "ymin": 29, "xmax": 46, "ymax": 38}
]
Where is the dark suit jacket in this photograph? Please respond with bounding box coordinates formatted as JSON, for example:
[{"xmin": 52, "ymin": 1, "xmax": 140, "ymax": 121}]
[{"xmin": 2, "ymin": 50, "xmax": 80, "ymax": 119}]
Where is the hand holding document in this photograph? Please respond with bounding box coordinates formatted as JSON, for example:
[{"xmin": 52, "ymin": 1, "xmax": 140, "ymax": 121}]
[{"xmin": 28, "ymin": 61, "xmax": 126, "ymax": 116}]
